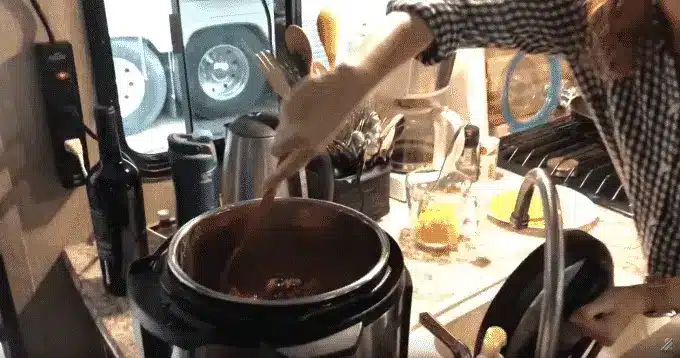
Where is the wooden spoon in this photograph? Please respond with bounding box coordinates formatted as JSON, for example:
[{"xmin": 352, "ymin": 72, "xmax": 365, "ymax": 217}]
[
  {"xmin": 221, "ymin": 153, "xmax": 289, "ymax": 288},
  {"xmin": 285, "ymin": 25, "xmax": 313, "ymax": 75},
  {"xmin": 221, "ymin": 149, "xmax": 313, "ymax": 288},
  {"xmin": 220, "ymin": 187, "xmax": 278, "ymax": 289},
  {"xmin": 317, "ymin": 8, "xmax": 339, "ymax": 70}
]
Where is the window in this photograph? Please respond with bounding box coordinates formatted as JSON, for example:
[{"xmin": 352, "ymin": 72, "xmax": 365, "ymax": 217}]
[
  {"xmin": 299, "ymin": 0, "xmax": 391, "ymax": 68},
  {"xmin": 84, "ymin": 0, "xmax": 277, "ymax": 159},
  {"xmin": 82, "ymin": 0, "xmax": 390, "ymax": 177}
]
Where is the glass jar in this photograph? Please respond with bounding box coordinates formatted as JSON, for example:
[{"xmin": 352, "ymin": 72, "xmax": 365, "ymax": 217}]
[
  {"xmin": 403, "ymin": 168, "xmax": 483, "ymax": 298},
  {"xmin": 405, "ymin": 169, "xmax": 475, "ymax": 252}
]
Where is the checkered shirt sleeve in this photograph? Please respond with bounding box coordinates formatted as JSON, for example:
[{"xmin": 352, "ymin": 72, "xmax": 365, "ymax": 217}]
[{"xmin": 386, "ymin": 0, "xmax": 588, "ymax": 64}]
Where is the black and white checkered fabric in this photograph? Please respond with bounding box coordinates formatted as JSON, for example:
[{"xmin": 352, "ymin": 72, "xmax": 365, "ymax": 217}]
[{"xmin": 387, "ymin": 0, "xmax": 680, "ymax": 276}]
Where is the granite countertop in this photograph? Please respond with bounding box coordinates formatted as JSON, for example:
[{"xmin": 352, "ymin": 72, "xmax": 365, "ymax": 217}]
[{"xmin": 62, "ymin": 171, "xmax": 647, "ymax": 357}]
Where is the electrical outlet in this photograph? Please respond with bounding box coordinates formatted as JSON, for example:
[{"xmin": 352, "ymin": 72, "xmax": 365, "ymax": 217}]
[{"xmin": 35, "ymin": 41, "xmax": 90, "ymax": 188}]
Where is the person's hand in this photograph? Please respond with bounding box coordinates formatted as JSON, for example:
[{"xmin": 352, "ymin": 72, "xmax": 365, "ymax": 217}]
[
  {"xmin": 263, "ymin": 63, "xmax": 373, "ymax": 192},
  {"xmin": 569, "ymin": 285, "xmax": 649, "ymax": 346}
]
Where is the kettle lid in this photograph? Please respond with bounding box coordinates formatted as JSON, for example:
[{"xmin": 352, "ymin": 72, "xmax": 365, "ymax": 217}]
[{"xmin": 227, "ymin": 112, "xmax": 279, "ymax": 139}]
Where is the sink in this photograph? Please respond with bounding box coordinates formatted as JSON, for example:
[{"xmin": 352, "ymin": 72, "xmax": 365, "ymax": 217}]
[{"xmin": 408, "ymin": 275, "xmax": 671, "ymax": 358}]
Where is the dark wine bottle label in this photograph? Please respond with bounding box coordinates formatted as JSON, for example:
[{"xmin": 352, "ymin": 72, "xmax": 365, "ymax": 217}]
[
  {"xmin": 91, "ymin": 209, "xmax": 112, "ymax": 254},
  {"xmin": 90, "ymin": 208, "xmax": 125, "ymax": 296}
]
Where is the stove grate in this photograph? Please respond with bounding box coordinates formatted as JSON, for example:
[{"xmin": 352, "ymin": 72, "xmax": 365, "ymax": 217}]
[{"xmin": 497, "ymin": 114, "xmax": 632, "ymax": 217}]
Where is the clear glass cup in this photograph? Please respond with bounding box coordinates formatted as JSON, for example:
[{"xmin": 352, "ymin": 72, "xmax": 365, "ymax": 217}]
[
  {"xmin": 405, "ymin": 169, "xmax": 472, "ymax": 251},
  {"xmin": 402, "ymin": 168, "xmax": 486, "ymax": 298}
]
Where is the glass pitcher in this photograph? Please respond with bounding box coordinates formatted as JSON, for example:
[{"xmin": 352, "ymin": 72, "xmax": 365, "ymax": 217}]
[{"xmin": 390, "ymin": 100, "xmax": 466, "ymax": 173}]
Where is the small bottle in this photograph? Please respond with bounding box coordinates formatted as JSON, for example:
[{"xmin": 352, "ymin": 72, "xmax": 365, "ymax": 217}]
[
  {"xmin": 457, "ymin": 125, "xmax": 481, "ymax": 181},
  {"xmin": 479, "ymin": 136, "xmax": 500, "ymax": 181},
  {"xmin": 87, "ymin": 105, "xmax": 149, "ymax": 296},
  {"xmin": 152, "ymin": 209, "xmax": 178, "ymax": 240}
]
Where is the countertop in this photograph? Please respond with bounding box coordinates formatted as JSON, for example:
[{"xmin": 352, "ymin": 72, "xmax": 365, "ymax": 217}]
[{"xmin": 62, "ymin": 170, "xmax": 647, "ymax": 357}]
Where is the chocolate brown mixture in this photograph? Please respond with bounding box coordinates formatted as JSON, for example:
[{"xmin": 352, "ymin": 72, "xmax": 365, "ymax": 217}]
[
  {"xmin": 228, "ymin": 276, "xmax": 321, "ymax": 299},
  {"xmin": 181, "ymin": 227, "xmax": 380, "ymax": 300}
]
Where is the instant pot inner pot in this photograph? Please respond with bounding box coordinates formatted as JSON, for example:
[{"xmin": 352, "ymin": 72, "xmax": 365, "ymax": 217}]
[{"xmin": 171, "ymin": 200, "xmax": 386, "ymax": 300}]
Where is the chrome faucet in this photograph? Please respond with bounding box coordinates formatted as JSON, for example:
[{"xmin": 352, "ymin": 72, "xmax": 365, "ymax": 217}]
[{"xmin": 510, "ymin": 168, "xmax": 565, "ymax": 358}]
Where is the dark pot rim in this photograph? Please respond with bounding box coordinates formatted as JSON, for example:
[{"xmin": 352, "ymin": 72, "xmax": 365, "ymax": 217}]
[{"xmin": 167, "ymin": 197, "xmax": 391, "ymax": 306}]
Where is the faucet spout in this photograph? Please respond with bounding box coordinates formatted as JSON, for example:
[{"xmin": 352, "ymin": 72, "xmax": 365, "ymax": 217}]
[{"xmin": 510, "ymin": 168, "xmax": 565, "ymax": 358}]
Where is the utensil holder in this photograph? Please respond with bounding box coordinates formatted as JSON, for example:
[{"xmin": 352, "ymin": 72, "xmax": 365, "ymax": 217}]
[{"xmin": 333, "ymin": 163, "xmax": 391, "ymax": 220}]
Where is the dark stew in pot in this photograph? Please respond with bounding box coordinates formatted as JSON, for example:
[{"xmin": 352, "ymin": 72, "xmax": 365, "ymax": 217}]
[{"xmin": 181, "ymin": 227, "xmax": 381, "ymax": 300}]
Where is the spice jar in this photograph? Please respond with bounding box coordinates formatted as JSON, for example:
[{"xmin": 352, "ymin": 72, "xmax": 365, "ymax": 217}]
[{"xmin": 479, "ymin": 136, "xmax": 500, "ymax": 181}]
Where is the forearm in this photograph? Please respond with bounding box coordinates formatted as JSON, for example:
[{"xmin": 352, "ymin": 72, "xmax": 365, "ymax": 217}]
[{"xmin": 342, "ymin": 11, "xmax": 434, "ymax": 93}]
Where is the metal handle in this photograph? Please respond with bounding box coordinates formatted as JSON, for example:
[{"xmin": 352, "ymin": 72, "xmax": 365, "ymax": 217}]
[
  {"xmin": 419, "ymin": 312, "xmax": 472, "ymax": 358},
  {"xmin": 502, "ymin": 52, "xmax": 562, "ymax": 133},
  {"xmin": 312, "ymin": 153, "xmax": 335, "ymax": 201}
]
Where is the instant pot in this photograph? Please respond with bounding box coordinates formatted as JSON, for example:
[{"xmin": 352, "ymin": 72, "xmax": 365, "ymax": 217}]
[{"xmin": 128, "ymin": 198, "xmax": 412, "ymax": 357}]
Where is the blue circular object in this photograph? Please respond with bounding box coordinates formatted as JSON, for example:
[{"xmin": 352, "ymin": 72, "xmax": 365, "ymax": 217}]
[{"xmin": 502, "ymin": 52, "xmax": 562, "ymax": 132}]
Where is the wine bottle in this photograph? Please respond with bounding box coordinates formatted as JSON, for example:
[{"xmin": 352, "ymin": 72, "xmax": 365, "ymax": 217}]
[{"xmin": 87, "ymin": 105, "xmax": 148, "ymax": 296}]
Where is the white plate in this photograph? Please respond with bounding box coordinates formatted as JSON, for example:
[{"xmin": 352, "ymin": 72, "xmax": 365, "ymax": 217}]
[{"xmin": 487, "ymin": 184, "xmax": 599, "ymax": 235}]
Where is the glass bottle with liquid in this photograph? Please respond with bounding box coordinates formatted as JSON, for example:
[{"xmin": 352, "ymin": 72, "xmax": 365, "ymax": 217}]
[{"xmin": 457, "ymin": 125, "xmax": 481, "ymax": 181}]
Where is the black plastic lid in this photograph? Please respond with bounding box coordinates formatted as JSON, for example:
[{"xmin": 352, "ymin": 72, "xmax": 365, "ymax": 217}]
[
  {"xmin": 464, "ymin": 125, "xmax": 480, "ymax": 147},
  {"xmin": 474, "ymin": 230, "xmax": 614, "ymax": 357},
  {"xmin": 167, "ymin": 133, "xmax": 213, "ymax": 156}
]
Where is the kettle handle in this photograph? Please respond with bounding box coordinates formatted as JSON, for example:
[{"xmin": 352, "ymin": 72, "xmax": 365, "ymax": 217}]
[{"xmin": 306, "ymin": 153, "xmax": 335, "ymax": 201}]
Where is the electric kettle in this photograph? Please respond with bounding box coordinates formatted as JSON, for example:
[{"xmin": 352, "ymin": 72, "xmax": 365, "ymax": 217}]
[{"xmin": 221, "ymin": 112, "xmax": 335, "ymax": 204}]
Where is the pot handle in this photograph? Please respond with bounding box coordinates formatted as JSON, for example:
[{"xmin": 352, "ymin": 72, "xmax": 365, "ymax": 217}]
[
  {"xmin": 259, "ymin": 322, "xmax": 364, "ymax": 358},
  {"xmin": 127, "ymin": 257, "xmax": 214, "ymax": 349},
  {"xmin": 501, "ymin": 52, "xmax": 561, "ymax": 133}
]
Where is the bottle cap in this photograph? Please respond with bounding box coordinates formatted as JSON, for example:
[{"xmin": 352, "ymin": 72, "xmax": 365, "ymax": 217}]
[
  {"xmin": 464, "ymin": 125, "xmax": 480, "ymax": 147},
  {"xmin": 158, "ymin": 209, "xmax": 170, "ymax": 223}
]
